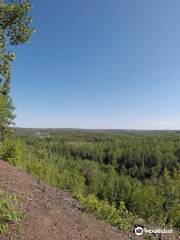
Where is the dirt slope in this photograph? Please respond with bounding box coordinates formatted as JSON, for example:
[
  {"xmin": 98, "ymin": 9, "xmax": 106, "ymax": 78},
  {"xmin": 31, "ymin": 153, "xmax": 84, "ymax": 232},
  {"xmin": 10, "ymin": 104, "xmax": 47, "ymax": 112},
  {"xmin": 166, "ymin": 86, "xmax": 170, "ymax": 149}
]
[{"xmin": 0, "ymin": 160, "xmax": 178, "ymax": 240}]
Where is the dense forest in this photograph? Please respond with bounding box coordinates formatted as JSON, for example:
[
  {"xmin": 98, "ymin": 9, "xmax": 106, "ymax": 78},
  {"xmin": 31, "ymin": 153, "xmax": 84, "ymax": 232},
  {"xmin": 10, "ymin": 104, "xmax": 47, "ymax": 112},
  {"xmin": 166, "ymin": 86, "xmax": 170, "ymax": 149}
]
[{"xmin": 1, "ymin": 129, "xmax": 179, "ymax": 230}]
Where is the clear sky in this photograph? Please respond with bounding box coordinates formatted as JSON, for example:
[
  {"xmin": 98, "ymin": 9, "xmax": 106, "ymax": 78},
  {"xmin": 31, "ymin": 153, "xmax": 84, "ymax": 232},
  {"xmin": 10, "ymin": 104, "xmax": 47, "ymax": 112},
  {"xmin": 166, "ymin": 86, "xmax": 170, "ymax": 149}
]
[{"xmin": 11, "ymin": 0, "xmax": 180, "ymax": 129}]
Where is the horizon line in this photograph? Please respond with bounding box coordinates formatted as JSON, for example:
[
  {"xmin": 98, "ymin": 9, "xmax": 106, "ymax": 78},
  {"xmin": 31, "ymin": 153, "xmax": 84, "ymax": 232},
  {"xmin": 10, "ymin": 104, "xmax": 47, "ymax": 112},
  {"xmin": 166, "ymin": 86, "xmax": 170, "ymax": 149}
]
[{"xmin": 15, "ymin": 126, "xmax": 180, "ymax": 131}]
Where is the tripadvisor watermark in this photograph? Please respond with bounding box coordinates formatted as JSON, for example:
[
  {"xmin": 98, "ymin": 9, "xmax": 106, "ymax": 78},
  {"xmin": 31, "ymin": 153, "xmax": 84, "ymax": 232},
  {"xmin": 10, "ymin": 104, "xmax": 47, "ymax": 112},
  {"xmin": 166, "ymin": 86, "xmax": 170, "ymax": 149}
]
[{"xmin": 135, "ymin": 226, "xmax": 173, "ymax": 236}]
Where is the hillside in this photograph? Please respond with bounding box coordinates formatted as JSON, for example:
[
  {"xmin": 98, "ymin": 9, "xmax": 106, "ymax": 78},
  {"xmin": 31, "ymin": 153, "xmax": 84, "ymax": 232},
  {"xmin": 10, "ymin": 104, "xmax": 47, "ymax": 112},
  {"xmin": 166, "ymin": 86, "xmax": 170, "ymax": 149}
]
[
  {"xmin": 0, "ymin": 160, "xmax": 178, "ymax": 240},
  {"xmin": 0, "ymin": 159, "xmax": 141, "ymax": 240}
]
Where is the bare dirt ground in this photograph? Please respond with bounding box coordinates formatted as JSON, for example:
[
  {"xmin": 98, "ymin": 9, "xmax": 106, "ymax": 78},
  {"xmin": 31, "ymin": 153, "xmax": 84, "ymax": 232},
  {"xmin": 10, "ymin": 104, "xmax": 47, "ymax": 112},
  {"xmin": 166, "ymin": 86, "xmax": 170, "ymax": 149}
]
[{"xmin": 0, "ymin": 160, "xmax": 179, "ymax": 240}]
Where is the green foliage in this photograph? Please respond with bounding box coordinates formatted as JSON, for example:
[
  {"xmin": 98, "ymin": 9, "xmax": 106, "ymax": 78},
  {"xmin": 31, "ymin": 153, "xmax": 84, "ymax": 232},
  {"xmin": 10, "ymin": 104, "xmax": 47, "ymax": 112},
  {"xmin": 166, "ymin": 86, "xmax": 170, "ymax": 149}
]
[
  {"xmin": 57, "ymin": 169, "xmax": 85, "ymax": 194},
  {"xmin": 2, "ymin": 131, "xmax": 180, "ymax": 230},
  {"xmin": 131, "ymin": 184, "xmax": 165, "ymax": 225},
  {"xmin": 74, "ymin": 192, "xmax": 134, "ymax": 230},
  {"xmin": 0, "ymin": 0, "xmax": 33, "ymax": 95},
  {"xmin": 0, "ymin": 95, "xmax": 15, "ymax": 141},
  {"xmin": 26, "ymin": 158, "xmax": 61, "ymax": 187},
  {"xmin": 160, "ymin": 169, "xmax": 180, "ymax": 228},
  {"xmin": 0, "ymin": 191, "xmax": 21, "ymax": 235},
  {"xmin": 0, "ymin": 138, "xmax": 26, "ymax": 166},
  {"xmin": 0, "ymin": 0, "xmax": 34, "ymax": 45}
]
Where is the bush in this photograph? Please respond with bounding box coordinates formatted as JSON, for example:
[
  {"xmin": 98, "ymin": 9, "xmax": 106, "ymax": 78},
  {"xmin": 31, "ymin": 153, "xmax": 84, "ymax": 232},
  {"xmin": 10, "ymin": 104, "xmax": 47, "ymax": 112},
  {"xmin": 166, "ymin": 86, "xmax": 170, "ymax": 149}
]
[
  {"xmin": 0, "ymin": 139, "xmax": 27, "ymax": 167},
  {"xmin": 74, "ymin": 192, "xmax": 134, "ymax": 230},
  {"xmin": 58, "ymin": 169, "xmax": 85, "ymax": 194},
  {"xmin": 0, "ymin": 191, "xmax": 21, "ymax": 235}
]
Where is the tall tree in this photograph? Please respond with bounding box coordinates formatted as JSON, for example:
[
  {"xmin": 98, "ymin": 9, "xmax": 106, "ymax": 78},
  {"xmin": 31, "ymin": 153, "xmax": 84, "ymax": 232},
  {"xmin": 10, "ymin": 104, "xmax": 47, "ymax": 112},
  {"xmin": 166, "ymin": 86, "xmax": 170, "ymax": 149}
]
[{"xmin": 0, "ymin": 0, "xmax": 33, "ymax": 141}]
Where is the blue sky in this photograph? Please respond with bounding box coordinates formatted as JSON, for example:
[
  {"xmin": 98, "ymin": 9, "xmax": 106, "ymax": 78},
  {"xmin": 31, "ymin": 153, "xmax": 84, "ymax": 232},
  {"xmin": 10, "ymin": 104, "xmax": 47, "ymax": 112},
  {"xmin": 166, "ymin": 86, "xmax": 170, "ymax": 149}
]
[{"xmin": 11, "ymin": 0, "xmax": 180, "ymax": 129}]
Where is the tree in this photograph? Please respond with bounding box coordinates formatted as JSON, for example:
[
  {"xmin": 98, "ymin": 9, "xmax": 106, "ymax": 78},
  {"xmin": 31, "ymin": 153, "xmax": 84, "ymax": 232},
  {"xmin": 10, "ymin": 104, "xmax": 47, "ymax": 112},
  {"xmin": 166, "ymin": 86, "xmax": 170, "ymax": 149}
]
[
  {"xmin": 0, "ymin": 94, "xmax": 15, "ymax": 141},
  {"xmin": 161, "ymin": 169, "xmax": 180, "ymax": 227},
  {"xmin": 0, "ymin": 0, "xmax": 33, "ymax": 141}
]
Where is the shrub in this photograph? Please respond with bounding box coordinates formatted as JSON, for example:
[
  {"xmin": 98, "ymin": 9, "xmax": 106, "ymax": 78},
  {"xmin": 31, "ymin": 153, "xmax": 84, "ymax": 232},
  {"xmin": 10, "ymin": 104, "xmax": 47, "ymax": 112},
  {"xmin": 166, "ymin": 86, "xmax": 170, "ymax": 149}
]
[
  {"xmin": 0, "ymin": 139, "xmax": 27, "ymax": 167},
  {"xmin": 0, "ymin": 191, "xmax": 21, "ymax": 235},
  {"xmin": 73, "ymin": 192, "xmax": 134, "ymax": 230}
]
